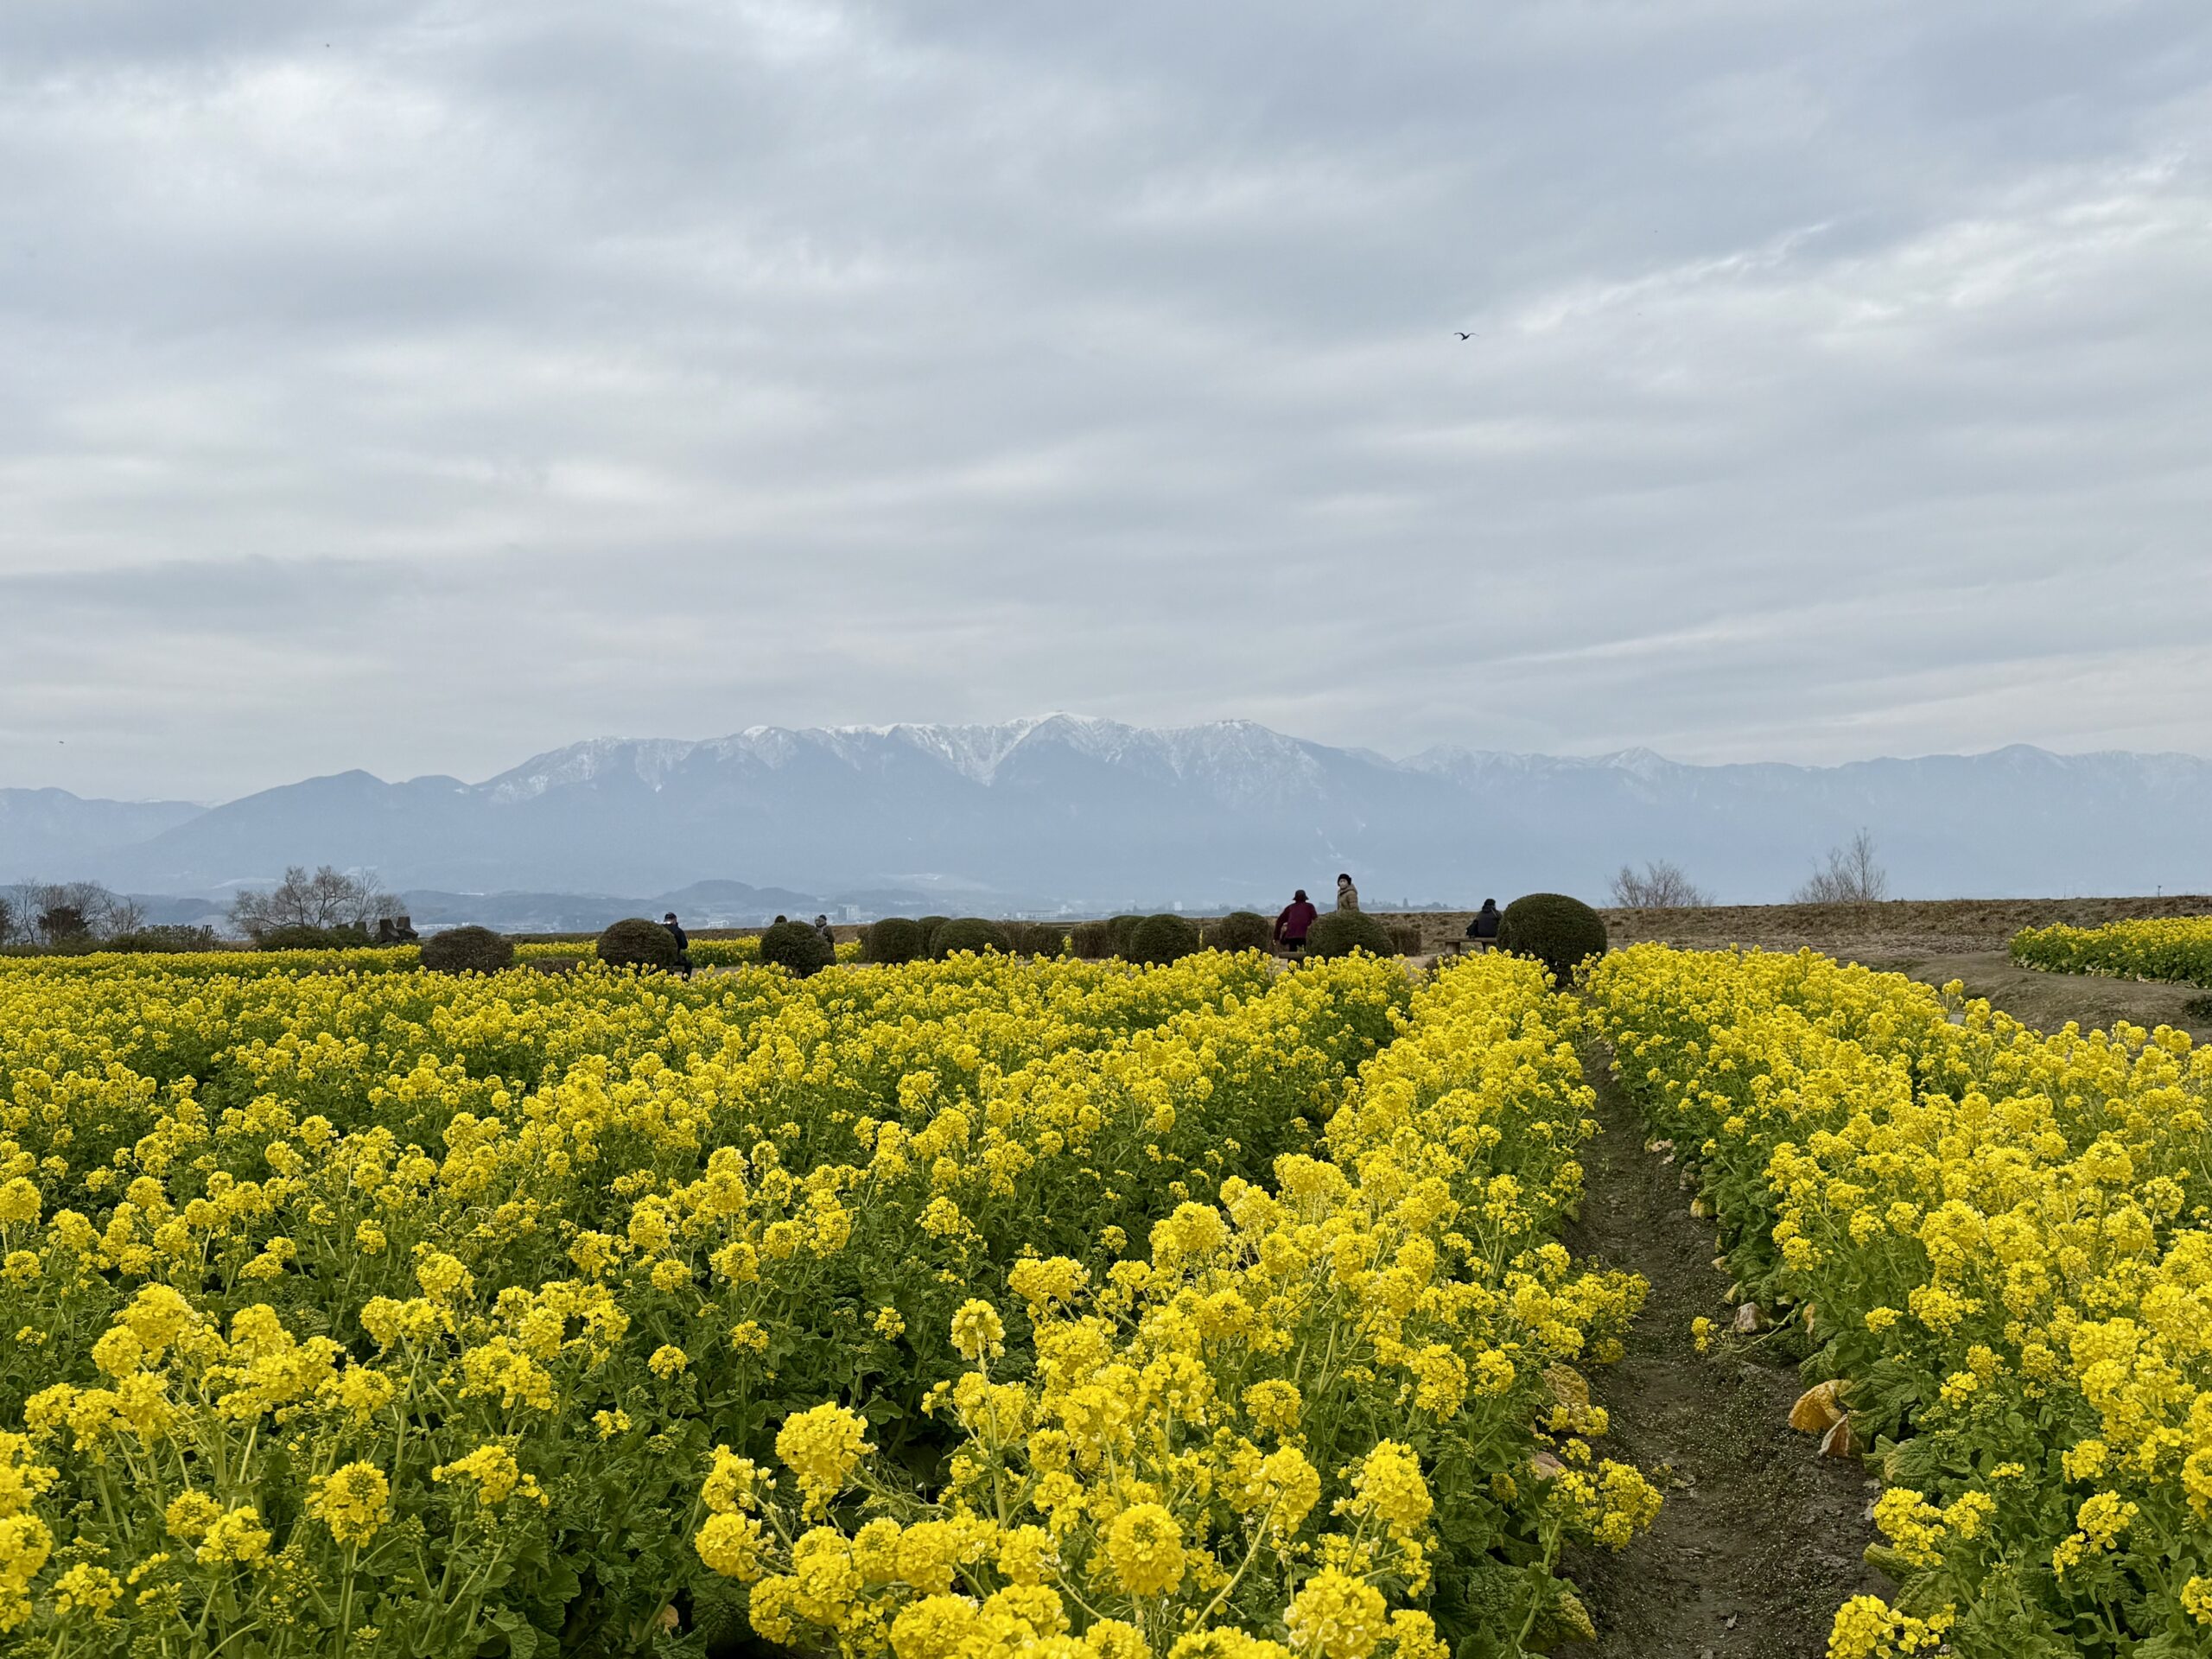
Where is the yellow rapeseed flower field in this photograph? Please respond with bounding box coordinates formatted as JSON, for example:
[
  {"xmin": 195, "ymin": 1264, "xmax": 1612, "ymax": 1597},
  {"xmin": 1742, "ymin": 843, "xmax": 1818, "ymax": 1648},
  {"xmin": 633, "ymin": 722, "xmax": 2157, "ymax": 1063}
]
[
  {"xmin": 1586, "ymin": 944, "xmax": 2212, "ymax": 1657},
  {"xmin": 690, "ymin": 953, "xmax": 1656, "ymax": 1659},
  {"xmin": 0, "ymin": 945, "xmax": 1651, "ymax": 1656}
]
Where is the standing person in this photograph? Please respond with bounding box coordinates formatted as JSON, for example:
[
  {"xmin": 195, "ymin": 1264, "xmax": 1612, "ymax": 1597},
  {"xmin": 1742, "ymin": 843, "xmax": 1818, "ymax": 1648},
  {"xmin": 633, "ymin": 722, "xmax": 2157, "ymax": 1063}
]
[
  {"xmin": 1335, "ymin": 873, "xmax": 1360, "ymax": 912},
  {"xmin": 813, "ymin": 913, "xmax": 836, "ymax": 949},
  {"xmin": 1465, "ymin": 898, "xmax": 1501, "ymax": 950},
  {"xmin": 663, "ymin": 912, "xmax": 693, "ymax": 980},
  {"xmin": 1273, "ymin": 889, "xmax": 1319, "ymax": 956}
]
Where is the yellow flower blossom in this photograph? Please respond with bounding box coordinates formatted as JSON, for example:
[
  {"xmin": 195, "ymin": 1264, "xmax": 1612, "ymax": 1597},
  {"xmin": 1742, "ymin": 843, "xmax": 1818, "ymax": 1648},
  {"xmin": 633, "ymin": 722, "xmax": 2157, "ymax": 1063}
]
[{"xmin": 308, "ymin": 1462, "xmax": 391, "ymax": 1545}]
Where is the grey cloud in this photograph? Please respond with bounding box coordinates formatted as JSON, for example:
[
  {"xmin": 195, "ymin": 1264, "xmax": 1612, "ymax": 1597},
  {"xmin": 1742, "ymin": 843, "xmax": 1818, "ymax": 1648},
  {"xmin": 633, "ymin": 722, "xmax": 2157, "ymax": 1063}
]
[{"xmin": 1, "ymin": 0, "xmax": 2208, "ymax": 803}]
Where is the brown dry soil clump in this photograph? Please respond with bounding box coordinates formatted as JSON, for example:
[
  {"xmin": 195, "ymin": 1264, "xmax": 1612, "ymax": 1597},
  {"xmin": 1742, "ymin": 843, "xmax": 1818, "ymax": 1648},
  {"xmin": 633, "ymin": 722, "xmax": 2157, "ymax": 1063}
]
[{"xmin": 1553, "ymin": 1064, "xmax": 1887, "ymax": 1659}]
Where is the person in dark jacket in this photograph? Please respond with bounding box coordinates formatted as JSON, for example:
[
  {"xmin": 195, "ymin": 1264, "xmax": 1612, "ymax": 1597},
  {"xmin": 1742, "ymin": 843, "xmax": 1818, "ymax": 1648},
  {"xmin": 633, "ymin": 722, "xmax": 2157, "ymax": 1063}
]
[
  {"xmin": 1274, "ymin": 889, "xmax": 1319, "ymax": 955},
  {"xmin": 663, "ymin": 912, "xmax": 693, "ymax": 980},
  {"xmin": 814, "ymin": 914, "xmax": 836, "ymax": 948},
  {"xmin": 1465, "ymin": 899, "xmax": 1501, "ymax": 950}
]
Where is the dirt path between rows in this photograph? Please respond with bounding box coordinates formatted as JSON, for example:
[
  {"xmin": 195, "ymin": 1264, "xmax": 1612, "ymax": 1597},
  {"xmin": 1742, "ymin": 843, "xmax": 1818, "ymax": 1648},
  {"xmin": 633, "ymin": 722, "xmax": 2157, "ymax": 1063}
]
[{"xmin": 1554, "ymin": 1056, "xmax": 1886, "ymax": 1659}]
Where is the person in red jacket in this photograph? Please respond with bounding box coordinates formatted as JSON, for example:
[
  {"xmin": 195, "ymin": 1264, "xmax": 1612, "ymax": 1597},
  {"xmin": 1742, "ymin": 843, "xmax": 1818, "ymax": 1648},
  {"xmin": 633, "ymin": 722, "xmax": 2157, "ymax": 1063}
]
[{"xmin": 1274, "ymin": 889, "xmax": 1319, "ymax": 955}]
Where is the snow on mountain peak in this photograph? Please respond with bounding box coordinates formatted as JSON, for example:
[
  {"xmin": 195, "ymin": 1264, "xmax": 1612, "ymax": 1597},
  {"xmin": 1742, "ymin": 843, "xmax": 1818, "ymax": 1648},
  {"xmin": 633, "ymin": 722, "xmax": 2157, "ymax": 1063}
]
[
  {"xmin": 477, "ymin": 723, "xmax": 2174, "ymax": 814},
  {"xmin": 1602, "ymin": 747, "xmax": 1676, "ymax": 781},
  {"xmin": 484, "ymin": 736, "xmax": 698, "ymax": 802},
  {"xmin": 20, "ymin": 721, "xmax": 2212, "ymax": 906}
]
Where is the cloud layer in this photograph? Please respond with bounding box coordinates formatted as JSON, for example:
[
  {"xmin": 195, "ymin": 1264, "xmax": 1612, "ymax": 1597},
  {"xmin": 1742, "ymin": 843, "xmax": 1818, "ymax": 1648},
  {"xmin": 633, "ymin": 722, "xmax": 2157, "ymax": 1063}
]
[{"xmin": 3, "ymin": 1, "xmax": 2208, "ymax": 801}]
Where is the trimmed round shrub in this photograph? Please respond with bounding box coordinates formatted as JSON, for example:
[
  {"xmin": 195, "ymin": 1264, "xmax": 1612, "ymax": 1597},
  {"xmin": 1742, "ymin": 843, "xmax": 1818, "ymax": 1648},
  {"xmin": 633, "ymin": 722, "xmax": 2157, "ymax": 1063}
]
[
  {"xmin": 1130, "ymin": 912, "xmax": 1201, "ymax": 966},
  {"xmin": 863, "ymin": 917, "xmax": 927, "ymax": 965},
  {"xmin": 598, "ymin": 918, "xmax": 680, "ymax": 970},
  {"xmin": 1496, "ymin": 893, "xmax": 1609, "ymax": 985},
  {"xmin": 932, "ymin": 917, "xmax": 1014, "ymax": 959},
  {"xmin": 421, "ymin": 925, "xmax": 515, "ymax": 975},
  {"xmin": 1107, "ymin": 915, "xmax": 1143, "ymax": 957},
  {"xmin": 1013, "ymin": 921, "xmax": 1068, "ymax": 957},
  {"xmin": 760, "ymin": 919, "xmax": 835, "ymax": 978},
  {"xmin": 1306, "ymin": 910, "xmax": 1397, "ymax": 960},
  {"xmin": 917, "ymin": 916, "xmax": 951, "ymax": 953},
  {"xmin": 1069, "ymin": 921, "xmax": 1115, "ymax": 960},
  {"xmin": 1205, "ymin": 912, "xmax": 1274, "ymax": 953}
]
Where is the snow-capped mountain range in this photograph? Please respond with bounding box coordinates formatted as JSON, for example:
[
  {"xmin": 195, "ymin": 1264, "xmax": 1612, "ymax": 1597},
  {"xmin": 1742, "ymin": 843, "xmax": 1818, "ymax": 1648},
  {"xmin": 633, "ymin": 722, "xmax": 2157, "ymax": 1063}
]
[{"xmin": 5, "ymin": 715, "xmax": 2209, "ymax": 908}]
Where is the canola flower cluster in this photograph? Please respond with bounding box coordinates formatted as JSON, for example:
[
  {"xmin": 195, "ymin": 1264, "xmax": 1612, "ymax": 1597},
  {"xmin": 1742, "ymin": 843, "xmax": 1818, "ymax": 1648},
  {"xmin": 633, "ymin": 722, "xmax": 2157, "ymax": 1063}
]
[
  {"xmin": 0, "ymin": 944, "xmax": 1432, "ymax": 1655},
  {"xmin": 1585, "ymin": 944, "xmax": 2212, "ymax": 1659},
  {"xmin": 694, "ymin": 953, "xmax": 1659, "ymax": 1659},
  {"xmin": 2012, "ymin": 917, "xmax": 2212, "ymax": 989}
]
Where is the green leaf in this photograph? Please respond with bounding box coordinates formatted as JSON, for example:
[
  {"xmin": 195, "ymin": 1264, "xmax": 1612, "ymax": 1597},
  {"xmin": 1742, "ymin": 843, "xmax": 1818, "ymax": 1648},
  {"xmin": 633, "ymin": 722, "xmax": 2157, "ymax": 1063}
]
[{"xmin": 491, "ymin": 1609, "xmax": 539, "ymax": 1659}]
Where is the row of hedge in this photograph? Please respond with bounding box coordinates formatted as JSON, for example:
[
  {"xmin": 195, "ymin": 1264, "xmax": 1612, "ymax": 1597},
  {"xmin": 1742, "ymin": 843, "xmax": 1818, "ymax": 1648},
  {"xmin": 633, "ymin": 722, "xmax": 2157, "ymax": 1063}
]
[
  {"xmin": 1, "ymin": 923, "xmax": 390, "ymax": 957},
  {"xmin": 847, "ymin": 893, "xmax": 1611, "ymax": 982},
  {"xmin": 6, "ymin": 893, "xmax": 1619, "ymax": 988},
  {"xmin": 856, "ymin": 916, "xmax": 1066, "ymax": 966},
  {"xmin": 847, "ymin": 909, "xmax": 1402, "ymax": 969}
]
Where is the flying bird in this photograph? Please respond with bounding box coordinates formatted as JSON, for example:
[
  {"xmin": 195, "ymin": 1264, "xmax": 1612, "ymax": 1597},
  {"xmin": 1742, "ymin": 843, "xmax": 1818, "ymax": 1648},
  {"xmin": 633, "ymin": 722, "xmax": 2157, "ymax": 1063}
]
[{"xmin": 1455, "ymin": 331, "xmax": 1478, "ymax": 340}]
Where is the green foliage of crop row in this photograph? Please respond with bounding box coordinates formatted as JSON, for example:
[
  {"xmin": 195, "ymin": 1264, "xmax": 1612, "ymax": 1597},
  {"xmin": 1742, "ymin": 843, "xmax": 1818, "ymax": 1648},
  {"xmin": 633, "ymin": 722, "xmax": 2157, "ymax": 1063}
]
[{"xmin": 2011, "ymin": 918, "xmax": 2212, "ymax": 988}]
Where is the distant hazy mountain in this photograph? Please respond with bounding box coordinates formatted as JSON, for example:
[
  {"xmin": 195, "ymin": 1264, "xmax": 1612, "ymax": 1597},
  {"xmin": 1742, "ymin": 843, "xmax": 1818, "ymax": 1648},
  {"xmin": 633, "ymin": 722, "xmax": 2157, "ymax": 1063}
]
[
  {"xmin": 9, "ymin": 716, "xmax": 2209, "ymax": 909},
  {"xmin": 0, "ymin": 788, "xmax": 205, "ymax": 879}
]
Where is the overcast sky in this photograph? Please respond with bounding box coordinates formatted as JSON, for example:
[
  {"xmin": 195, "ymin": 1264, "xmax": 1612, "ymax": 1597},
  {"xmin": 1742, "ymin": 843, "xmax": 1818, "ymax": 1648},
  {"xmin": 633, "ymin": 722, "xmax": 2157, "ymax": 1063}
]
[{"xmin": 3, "ymin": 1, "xmax": 2209, "ymax": 804}]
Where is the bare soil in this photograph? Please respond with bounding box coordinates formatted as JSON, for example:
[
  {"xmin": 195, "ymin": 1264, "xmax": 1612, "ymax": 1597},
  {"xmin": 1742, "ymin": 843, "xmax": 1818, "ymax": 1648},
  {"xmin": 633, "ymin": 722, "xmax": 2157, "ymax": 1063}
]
[
  {"xmin": 1857, "ymin": 950, "xmax": 2212, "ymax": 1044},
  {"xmin": 1556, "ymin": 1063, "xmax": 1887, "ymax": 1659},
  {"xmin": 1379, "ymin": 894, "xmax": 2212, "ymax": 960},
  {"xmin": 1392, "ymin": 894, "xmax": 2211, "ymax": 1039}
]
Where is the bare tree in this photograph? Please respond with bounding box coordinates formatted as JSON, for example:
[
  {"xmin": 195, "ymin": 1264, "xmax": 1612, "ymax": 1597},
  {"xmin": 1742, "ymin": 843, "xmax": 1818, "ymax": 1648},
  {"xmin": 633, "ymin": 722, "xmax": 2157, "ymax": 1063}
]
[
  {"xmin": 1609, "ymin": 859, "xmax": 1713, "ymax": 909},
  {"xmin": 12, "ymin": 880, "xmax": 143, "ymax": 943},
  {"xmin": 230, "ymin": 865, "xmax": 400, "ymax": 940},
  {"xmin": 0, "ymin": 893, "xmax": 17, "ymax": 946},
  {"xmin": 1791, "ymin": 828, "xmax": 1891, "ymax": 906}
]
